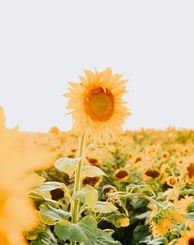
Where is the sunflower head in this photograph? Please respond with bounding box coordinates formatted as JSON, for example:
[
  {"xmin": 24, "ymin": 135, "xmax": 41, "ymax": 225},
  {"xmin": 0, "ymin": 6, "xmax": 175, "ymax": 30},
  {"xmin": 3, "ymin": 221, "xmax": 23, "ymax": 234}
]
[
  {"xmin": 64, "ymin": 68, "xmax": 130, "ymax": 141},
  {"xmin": 113, "ymin": 168, "xmax": 130, "ymax": 181},
  {"xmin": 187, "ymin": 162, "xmax": 194, "ymax": 179}
]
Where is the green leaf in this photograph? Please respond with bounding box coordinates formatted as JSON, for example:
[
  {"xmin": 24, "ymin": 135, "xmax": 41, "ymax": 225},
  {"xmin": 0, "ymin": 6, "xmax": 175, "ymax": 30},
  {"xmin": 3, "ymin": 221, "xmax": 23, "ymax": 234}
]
[
  {"xmin": 37, "ymin": 181, "xmax": 67, "ymax": 191},
  {"xmin": 143, "ymin": 237, "xmax": 168, "ymax": 245},
  {"xmin": 33, "ymin": 180, "xmax": 67, "ymax": 195},
  {"xmin": 95, "ymin": 201, "xmax": 117, "ymax": 213},
  {"xmin": 30, "ymin": 228, "xmax": 58, "ymax": 245},
  {"xmin": 188, "ymin": 203, "xmax": 194, "ymax": 212},
  {"xmin": 130, "ymin": 196, "xmax": 149, "ymax": 209},
  {"xmin": 135, "ymin": 211, "xmax": 151, "ymax": 220},
  {"xmin": 126, "ymin": 184, "xmax": 154, "ymax": 196},
  {"xmin": 30, "ymin": 181, "xmax": 69, "ymax": 202},
  {"xmin": 95, "ymin": 229, "xmax": 121, "ymax": 245},
  {"xmin": 54, "ymin": 157, "xmax": 80, "ymax": 177},
  {"xmin": 54, "ymin": 216, "xmax": 98, "ymax": 245},
  {"xmin": 31, "ymin": 240, "xmax": 43, "ymax": 245},
  {"xmin": 29, "ymin": 191, "xmax": 49, "ymax": 202},
  {"xmin": 76, "ymin": 185, "xmax": 98, "ymax": 210},
  {"xmin": 112, "ymin": 214, "xmax": 130, "ymax": 228},
  {"xmin": 82, "ymin": 165, "xmax": 106, "ymax": 178},
  {"xmin": 39, "ymin": 204, "xmax": 71, "ymax": 225},
  {"xmin": 133, "ymin": 225, "xmax": 150, "ymax": 243},
  {"xmin": 25, "ymin": 222, "xmax": 46, "ymax": 240},
  {"xmin": 84, "ymin": 186, "xmax": 98, "ymax": 209},
  {"xmin": 185, "ymin": 212, "xmax": 194, "ymax": 221}
]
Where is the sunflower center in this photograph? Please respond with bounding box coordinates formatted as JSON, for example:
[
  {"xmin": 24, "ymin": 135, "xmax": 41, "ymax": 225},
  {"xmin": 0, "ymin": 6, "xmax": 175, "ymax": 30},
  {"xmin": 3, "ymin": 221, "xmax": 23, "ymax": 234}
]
[
  {"xmin": 84, "ymin": 87, "xmax": 114, "ymax": 121},
  {"xmin": 189, "ymin": 238, "xmax": 194, "ymax": 245},
  {"xmin": 187, "ymin": 163, "xmax": 194, "ymax": 178}
]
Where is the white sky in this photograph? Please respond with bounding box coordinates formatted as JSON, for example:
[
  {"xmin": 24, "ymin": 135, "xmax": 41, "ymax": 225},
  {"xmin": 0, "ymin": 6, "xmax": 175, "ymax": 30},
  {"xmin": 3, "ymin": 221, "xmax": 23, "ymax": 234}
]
[{"xmin": 0, "ymin": 0, "xmax": 194, "ymax": 132}]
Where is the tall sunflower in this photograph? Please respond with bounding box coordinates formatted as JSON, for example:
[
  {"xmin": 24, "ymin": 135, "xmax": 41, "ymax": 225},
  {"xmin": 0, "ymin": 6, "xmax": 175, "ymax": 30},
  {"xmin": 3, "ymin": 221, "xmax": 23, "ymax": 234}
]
[{"xmin": 64, "ymin": 68, "xmax": 130, "ymax": 140}]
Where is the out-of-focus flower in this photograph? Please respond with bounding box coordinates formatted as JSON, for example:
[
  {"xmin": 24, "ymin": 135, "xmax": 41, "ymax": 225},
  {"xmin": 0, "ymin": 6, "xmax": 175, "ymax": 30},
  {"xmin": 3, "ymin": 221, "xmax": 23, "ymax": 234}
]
[
  {"xmin": 113, "ymin": 168, "xmax": 130, "ymax": 181},
  {"xmin": 175, "ymin": 195, "xmax": 194, "ymax": 216},
  {"xmin": 149, "ymin": 204, "xmax": 183, "ymax": 238},
  {"xmin": 187, "ymin": 161, "xmax": 194, "ymax": 182},
  {"xmin": 144, "ymin": 168, "xmax": 160, "ymax": 179},
  {"xmin": 0, "ymin": 107, "xmax": 52, "ymax": 244},
  {"xmin": 176, "ymin": 223, "xmax": 194, "ymax": 245}
]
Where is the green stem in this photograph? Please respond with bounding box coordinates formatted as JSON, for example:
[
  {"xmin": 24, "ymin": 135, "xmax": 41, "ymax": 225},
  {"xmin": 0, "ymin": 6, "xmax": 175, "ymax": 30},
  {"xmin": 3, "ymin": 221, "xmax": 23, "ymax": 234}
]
[
  {"xmin": 71, "ymin": 132, "xmax": 86, "ymax": 224},
  {"xmin": 114, "ymin": 191, "xmax": 167, "ymax": 209}
]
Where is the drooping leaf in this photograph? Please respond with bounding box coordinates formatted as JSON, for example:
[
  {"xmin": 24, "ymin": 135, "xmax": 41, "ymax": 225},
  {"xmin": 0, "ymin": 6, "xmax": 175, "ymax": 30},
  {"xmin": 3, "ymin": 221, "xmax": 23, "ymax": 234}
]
[
  {"xmin": 82, "ymin": 165, "xmax": 106, "ymax": 178},
  {"xmin": 95, "ymin": 201, "xmax": 118, "ymax": 213},
  {"xmin": 33, "ymin": 181, "xmax": 67, "ymax": 192},
  {"xmin": 75, "ymin": 185, "xmax": 98, "ymax": 210},
  {"xmin": 54, "ymin": 215, "xmax": 98, "ymax": 245},
  {"xmin": 39, "ymin": 204, "xmax": 71, "ymax": 225},
  {"xmin": 54, "ymin": 157, "xmax": 81, "ymax": 177},
  {"xmin": 30, "ymin": 181, "xmax": 68, "ymax": 200}
]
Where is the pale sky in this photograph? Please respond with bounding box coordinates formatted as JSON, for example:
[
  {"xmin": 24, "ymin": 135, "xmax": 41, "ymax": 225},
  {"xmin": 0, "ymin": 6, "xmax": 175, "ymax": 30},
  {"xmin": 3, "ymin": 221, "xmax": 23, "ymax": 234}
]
[{"xmin": 0, "ymin": 0, "xmax": 194, "ymax": 132}]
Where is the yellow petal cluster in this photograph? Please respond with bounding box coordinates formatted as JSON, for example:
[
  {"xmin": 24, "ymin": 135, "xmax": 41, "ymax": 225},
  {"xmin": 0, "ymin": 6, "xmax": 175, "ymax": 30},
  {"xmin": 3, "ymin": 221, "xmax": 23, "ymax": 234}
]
[{"xmin": 64, "ymin": 68, "xmax": 130, "ymax": 141}]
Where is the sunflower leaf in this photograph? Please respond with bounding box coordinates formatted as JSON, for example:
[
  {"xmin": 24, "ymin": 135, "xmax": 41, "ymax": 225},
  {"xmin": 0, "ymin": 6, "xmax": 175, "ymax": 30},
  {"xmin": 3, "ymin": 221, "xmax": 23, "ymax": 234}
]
[
  {"xmin": 30, "ymin": 181, "xmax": 67, "ymax": 200},
  {"xmin": 54, "ymin": 157, "xmax": 81, "ymax": 177},
  {"xmin": 95, "ymin": 229, "xmax": 122, "ymax": 245},
  {"xmin": 95, "ymin": 201, "xmax": 118, "ymax": 213},
  {"xmin": 54, "ymin": 216, "xmax": 98, "ymax": 245},
  {"xmin": 39, "ymin": 204, "xmax": 71, "ymax": 225},
  {"xmin": 75, "ymin": 185, "xmax": 98, "ymax": 210},
  {"xmin": 82, "ymin": 165, "xmax": 107, "ymax": 178}
]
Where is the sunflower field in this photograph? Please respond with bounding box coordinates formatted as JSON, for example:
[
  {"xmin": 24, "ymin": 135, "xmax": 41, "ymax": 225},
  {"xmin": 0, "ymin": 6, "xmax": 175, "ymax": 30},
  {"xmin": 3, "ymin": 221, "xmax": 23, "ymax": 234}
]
[{"xmin": 1, "ymin": 69, "xmax": 194, "ymax": 245}]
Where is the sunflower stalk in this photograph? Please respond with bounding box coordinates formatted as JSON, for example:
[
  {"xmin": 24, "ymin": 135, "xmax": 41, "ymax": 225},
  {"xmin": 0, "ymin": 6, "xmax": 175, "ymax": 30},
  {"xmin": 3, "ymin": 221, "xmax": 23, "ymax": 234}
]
[{"xmin": 70, "ymin": 132, "xmax": 86, "ymax": 245}]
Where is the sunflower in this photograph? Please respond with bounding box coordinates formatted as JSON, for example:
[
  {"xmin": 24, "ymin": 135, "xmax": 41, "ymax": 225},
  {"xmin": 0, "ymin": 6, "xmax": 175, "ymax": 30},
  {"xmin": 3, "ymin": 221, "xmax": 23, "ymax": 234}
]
[
  {"xmin": 165, "ymin": 176, "xmax": 177, "ymax": 187},
  {"xmin": 64, "ymin": 68, "xmax": 130, "ymax": 140},
  {"xmin": 176, "ymin": 223, "xmax": 194, "ymax": 245},
  {"xmin": 149, "ymin": 204, "xmax": 183, "ymax": 238},
  {"xmin": 113, "ymin": 168, "xmax": 130, "ymax": 181},
  {"xmin": 175, "ymin": 195, "xmax": 194, "ymax": 216},
  {"xmin": 187, "ymin": 162, "xmax": 194, "ymax": 181}
]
